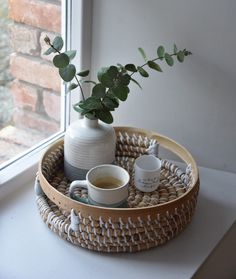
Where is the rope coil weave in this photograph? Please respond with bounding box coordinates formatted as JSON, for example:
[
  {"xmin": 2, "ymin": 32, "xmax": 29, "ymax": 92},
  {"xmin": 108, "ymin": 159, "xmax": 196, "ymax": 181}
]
[{"xmin": 36, "ymin": 128, "xmax": 199, "ymax": 253}]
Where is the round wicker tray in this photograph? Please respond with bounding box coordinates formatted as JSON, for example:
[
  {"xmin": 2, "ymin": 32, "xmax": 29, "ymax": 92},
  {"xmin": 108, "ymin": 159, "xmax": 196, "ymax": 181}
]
[{"xmin": 36, "ymin": 127, "xmax": 200, "ymax": 253}]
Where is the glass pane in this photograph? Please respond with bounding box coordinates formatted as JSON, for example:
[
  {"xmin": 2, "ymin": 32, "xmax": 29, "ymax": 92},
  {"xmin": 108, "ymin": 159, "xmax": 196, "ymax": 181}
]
[{"xmin": 0, "ymin": 0, "xmax": 62, "ymax": 166}]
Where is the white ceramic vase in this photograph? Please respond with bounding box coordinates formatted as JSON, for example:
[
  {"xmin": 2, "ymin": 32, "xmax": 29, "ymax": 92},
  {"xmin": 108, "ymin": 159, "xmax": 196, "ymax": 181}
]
[{"xmin": 64, "ymin": 117, "xmax": 116, "ymax": 181}]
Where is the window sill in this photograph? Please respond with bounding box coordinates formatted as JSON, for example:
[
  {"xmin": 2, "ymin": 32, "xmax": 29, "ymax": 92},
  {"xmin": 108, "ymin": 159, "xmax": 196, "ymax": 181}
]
[
  {"xmin": 0, "ymin": 165, "xmax": 236, "ymax": 278},
  {"xmin": 0, "ymin": 133, "xmax": 64, "ymax": 189}
]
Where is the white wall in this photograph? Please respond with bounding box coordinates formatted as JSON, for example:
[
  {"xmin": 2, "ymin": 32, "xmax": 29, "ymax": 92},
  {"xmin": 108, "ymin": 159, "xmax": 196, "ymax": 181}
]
[{"xmin": 90, "ymin": 0, "xmax": 236, "ymax": 173}]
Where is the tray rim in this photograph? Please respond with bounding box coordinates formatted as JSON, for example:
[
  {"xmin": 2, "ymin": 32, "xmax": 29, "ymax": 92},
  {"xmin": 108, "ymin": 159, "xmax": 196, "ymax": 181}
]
[{"xmin": 38, "ymin": 126, "xmax": 200, "ymax": 221}]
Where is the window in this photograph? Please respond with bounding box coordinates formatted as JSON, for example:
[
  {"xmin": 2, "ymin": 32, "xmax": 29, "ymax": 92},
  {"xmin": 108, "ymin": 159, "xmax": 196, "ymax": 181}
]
[
  {"xmin": 0, "ymin": 0, "xmax": 92, "ymax": 184},
  {"xmin": 0, "ymin": 0, "xmax": 62, "ymax": 168}
]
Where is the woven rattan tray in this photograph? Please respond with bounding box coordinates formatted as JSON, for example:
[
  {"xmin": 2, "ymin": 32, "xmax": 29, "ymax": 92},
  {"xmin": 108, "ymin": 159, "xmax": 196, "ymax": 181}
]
[{"xmin": 35, "ymin": 127, "xmax": 200, "ymax": 253}]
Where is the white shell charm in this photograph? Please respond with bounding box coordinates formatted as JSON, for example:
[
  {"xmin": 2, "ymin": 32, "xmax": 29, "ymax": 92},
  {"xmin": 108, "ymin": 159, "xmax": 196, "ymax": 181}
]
[
  {"xmin": 70, "ymin": 209, "xmax": 80, "ymax": 232},
  {"xmin": 34, "ymin": 175, "xmax": 43, "ymax": 196},
  {"xmin": 184, "ymin": 164, "xmax": 192, "ymax": 185},
  {"xmin": 146, "ymin": 140, "xmax": 159, "ymax": 157}
]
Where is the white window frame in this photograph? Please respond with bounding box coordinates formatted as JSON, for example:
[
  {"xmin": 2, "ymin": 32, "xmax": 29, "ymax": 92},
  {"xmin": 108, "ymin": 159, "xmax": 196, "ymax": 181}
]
[{"xmin": 0, "ymin": 0, "xmax": 93, "ymax": 187}]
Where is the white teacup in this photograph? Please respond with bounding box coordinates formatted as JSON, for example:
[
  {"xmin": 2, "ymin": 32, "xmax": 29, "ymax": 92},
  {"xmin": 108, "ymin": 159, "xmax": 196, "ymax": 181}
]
[
  {"xmin": 69, "ymin": 164, "xmax": 130, "ymax": 208},
  {"xmin": 134, "ymin": 155, "xmax": 161, "ymax": 192}
]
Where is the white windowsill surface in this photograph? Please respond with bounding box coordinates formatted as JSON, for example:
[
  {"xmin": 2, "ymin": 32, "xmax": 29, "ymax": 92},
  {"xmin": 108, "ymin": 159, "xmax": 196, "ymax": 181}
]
[
  {"xmin": 1, "ymin": 165, "xmax": 236, "ymax": 279},
  {"xmin": 0, "ymin": 133, "xmax": 64, "ymax": 187}
]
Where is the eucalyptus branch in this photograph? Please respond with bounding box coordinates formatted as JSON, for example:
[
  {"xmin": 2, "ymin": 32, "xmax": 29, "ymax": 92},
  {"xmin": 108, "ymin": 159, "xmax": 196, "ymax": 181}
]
[
  {"xmin": 130, "ymin": 52, "xmax": 178, "ymax": 77},
  {"xmin": 44, "ymin": 36, "xmax": 191, "ymax": 124},
  {"xmin": 44, "ymin": 35, "xmax": 85, "ymax": 101}
]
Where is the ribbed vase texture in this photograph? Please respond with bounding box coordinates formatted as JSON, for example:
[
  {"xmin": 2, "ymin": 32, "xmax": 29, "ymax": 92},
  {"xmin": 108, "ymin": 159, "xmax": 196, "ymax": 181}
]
[{"xmin": 64, "ymin": 117, "xmax": 116, "ymax": 180}]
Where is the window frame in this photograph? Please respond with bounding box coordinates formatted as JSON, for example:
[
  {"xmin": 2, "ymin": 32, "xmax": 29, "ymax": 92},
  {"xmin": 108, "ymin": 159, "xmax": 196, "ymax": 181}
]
[{"xmin": 0, "ymin": 0, "xmax": 93, "ymax": 187}]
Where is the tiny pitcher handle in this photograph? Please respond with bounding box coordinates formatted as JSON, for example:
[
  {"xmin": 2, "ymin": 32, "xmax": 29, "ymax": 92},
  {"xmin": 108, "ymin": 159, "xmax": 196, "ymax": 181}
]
[{"xmin": 69, "ymin": 180, "xmax": 89, "ymax": 204}]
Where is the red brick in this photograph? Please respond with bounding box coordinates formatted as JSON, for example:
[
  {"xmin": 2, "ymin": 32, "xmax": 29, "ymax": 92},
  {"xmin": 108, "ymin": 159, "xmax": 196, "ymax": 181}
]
[
  {"xmin": 10, "ymin": 54, "xmax": 61, "ymax": 92},
  {"xmin": 11, "ymin": 80, "xmax": 38, "ymax": 111},
  {"xmin": 43, "ymin": 90, "xmax": 61, "ymax": 121},
  {"xmin": 9, "ymin": 0, "xmax": 61, "ymax": 33},
  {"xmin": 9, "ymin": 24, "xmax": 39, "ymax": 55},
  {"xmin": 13, "ymin": 109, "xmax": 60, "ymax": 135}
]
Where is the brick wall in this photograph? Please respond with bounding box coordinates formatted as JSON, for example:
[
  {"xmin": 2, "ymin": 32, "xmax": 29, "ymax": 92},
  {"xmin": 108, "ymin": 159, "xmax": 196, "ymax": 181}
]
[{"xmin": 8, "ymin": 0, "xmax": 61, "ymax": 135}]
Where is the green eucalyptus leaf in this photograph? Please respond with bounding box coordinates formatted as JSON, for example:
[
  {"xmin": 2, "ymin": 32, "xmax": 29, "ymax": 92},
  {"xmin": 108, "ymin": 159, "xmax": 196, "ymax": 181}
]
[
  {"xmin": 117, "ymin": 63, "xmax": 127, "ymax": 74},
  {"xmin": 120, "ymin": 74, "xmax": 131, "ymax": 86},
  {"xmin": 137, "ymin": 66, "xmax": 149, "ymax": 77},
  {"xmin": 117, "ymin": 63, "xmax": 125, "ymax": 70},
  {"xmin": 65, "ymin": 50, "xmax": 76, "ymax": 60},
  {"xmin": 177, "ymin": 51, "xmax": 185, "ymax": 62},
  {"xmin": 173, "ymin": 44, "xmax": 178, "ymax": 54},
  {"xmin": 44, "ymin": 47, "xmax": 56, "ymax": 55},
  {"xmin": 97, "ymin": 67, "xmax": 109, "ymax": 82},
  {"xmin": 138, "ymin": 47, "xmax": 147, "ymax": 62},
  {"xmin": 79, "ymin": 97, "xmax": 103, "ymax": 111},
  {"xmin": 96, "ymin": 109, "xmax": 113, "ymax": 124},
  {"xmin": 112, "ymin": 97, "xmax": 119, "ymax": 107},
  {"xmin": 92, "ymin": 83, "xmax": 106, "ymax": 98},
  {"xmin": 157, "ymin": 46, "xmax": 165, "ymax": 59},
  {"xmin": 85, "ymin": 112, "xmax": 96, "ymax": 120},
  {"xmin": 52, "ymin": 36, "xmax": 64, "ymax": 51},
  {"xmin": 81, "ymin": 80, "xmax": 97, "ymax": 85},
  {"xmin": 130, "ymin": 78, "xmax": 142, "ymax": 89},
  {"xmin": 147, "ymin": 61, "xmax": 162, "ymax": 72},
  {"xmin": 103, "ymin": 96, "xmax": 119, "ymax": 110},
  {"xmin": 77, "ymin": 70, "xmax": 90, "ymax": 77},
  {"xmin": 117, "ymin": 63, "xmax": 124, "ymax": 68},
  {"xmin": 107, "ymin": 66, "xmax": 118, "ymax": 78},
  {"xmin": 106, "ymin": 90, "xmax": 119, "ymax": 105},
  {"xmin": 165, "ymin": 53, "xmax": 174, "ymax": 66},
  {"xmin": 113, "ymin": 86, "xmax": 129, "ymax": 101},
  {"xmin": 59, "ymin": 64, "xmax": 76, "ymax": 82},
  {"xmin": 125, "ymin": 64, "xmax": 137, "ymax": 72},
  {"xmin": 53, "ymin": 53, "xmax": 70, "ymax": 68},
  {"xmin": 73, "ymin": 101, "xmax": 92, "ymax": 115},
  {"xmin": 73, "ymin": 102, "xmax": 84, "ymax": 113},
  {"xmin": 101, "ymin": 72, "xmax": 114, "ymax": 88},
  {"xmin": 67, "ymin": 83, "xmax": 78, "ymax": 92}
]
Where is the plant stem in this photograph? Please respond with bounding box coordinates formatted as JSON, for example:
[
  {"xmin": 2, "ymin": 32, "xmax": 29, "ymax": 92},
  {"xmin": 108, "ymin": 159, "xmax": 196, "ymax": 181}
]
[
  {"xmin": 75, "ymin": 75, "xmax": 85, "ymax": 101},
  {"xmin": 49, "ymin": 43, "xmax": 61, "ymax": 55}
]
